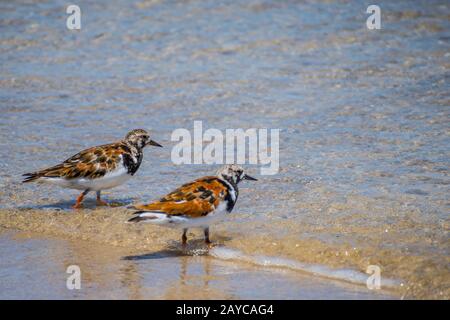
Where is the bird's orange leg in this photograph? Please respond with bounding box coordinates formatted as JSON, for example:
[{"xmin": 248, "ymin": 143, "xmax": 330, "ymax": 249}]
[
  {"xmin": 73, "ymin": 189, "xmax": 89, "ymax": 209},
  {"xmin": 204, "ymin": 227, "xmax": 212, "ymax": 245},
  {"xmin": 182, "ymin": 228, "xmax": 188, "ymax": 246},
  {"xmin": 96, "ymin": 191, "xmax": 108, "ymax": 206}
]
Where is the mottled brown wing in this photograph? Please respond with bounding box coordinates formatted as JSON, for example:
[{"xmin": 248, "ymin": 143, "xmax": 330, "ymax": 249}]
[
  {"xmin": 23, "ymin": 142, "xmax": 127, "ymax": 181},
  {"xmin": 132, "ymin": 176, "xmax": 228, "ymax": 218}
]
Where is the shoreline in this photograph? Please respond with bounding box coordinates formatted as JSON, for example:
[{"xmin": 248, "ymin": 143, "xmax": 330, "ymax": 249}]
[
  {"xmin": 0, "ymin": 227, "xmax": 393, "ymax": 300},
  {"xmin": 1, "ymin": 207, "xmax": 447, "ymax": 299}
]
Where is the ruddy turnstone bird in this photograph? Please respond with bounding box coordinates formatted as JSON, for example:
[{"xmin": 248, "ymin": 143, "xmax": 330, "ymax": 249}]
[
  {"xmin": 22, "ymin": 129, "xmax": 162, "ymax": 209},
  {"xmin": 128, "ymin": 164, "xmax": 257, "ymax": 245}
]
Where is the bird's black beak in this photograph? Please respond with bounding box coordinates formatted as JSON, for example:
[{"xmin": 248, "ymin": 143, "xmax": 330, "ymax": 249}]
[
  {"xmin": 243, "ymin": 174, "xmax": 258, "ymax": 181},
  {"xmin": 147, "ymin": 140, "xmax": 163, "ymax": 147}
]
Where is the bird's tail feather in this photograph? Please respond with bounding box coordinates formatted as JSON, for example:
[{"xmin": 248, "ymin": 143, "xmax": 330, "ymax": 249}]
[
  {"xmin": 22, "ymin": 172, "xmax": 42, "ymax": 183},
  {"xmin": 22, "ymin": 163, "xmax": 65, "ymax": 183},
  {"xmin": 128, "ymin": 211, "xmax": 170, "ymax": 224},
  {"xmin": 127, "ymin": 211, "xmax": 187, "ymax": 225}
]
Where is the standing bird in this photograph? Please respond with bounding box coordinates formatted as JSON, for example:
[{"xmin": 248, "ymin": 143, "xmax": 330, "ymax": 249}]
[
  {"xmin": 128, "ymin": 164, "xmax": 257, "ymax": 246},
  {"xmin": 22, "ymin": 129, "xmax": 162, "ymax": 209}
]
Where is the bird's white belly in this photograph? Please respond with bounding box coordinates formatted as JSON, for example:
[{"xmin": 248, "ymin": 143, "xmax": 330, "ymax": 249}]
[
  {"xmin": 43, "ymin": 167, "xmax": 131, "ymax": 191},
  {"xmin": 170, "ymin": 202, "xmax": 230, "ymax": 229}
]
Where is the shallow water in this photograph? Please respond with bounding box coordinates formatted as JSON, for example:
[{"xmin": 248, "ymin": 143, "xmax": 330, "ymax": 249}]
[
  {"xmin": 0, "ymin": 0, "xmax": 449, "ymax": 299},
  {"xmin": 0, "ymin": 229, "xmax": 394, "ymax": 299}
]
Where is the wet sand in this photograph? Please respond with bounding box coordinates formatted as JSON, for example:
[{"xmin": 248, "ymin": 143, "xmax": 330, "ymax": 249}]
[
  {"xmin": 0, "ymin": 214, "xmax": 395, "ymax": 300},
  {"xmin": 0, "ymin": 206, "xmax": 447, "ymax": 299}
]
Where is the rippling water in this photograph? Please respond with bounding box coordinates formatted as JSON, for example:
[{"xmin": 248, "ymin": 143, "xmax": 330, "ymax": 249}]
[
  {"xmin": 0, "ymin": 0, "xmax": 449, "ymax": 298},
  {"xmin": 0, "ymin": 229, "xmax": 394, "ymax": 299}
]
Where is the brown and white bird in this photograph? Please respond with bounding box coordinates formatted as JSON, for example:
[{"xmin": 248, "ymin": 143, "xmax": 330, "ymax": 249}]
[
  {"xmin": 128, "ymin": 164, "xmax": 257, "ymax": 245},
  {"xmin": 22, "ymin": 129, "xmax": 162, "ymax": 209}
]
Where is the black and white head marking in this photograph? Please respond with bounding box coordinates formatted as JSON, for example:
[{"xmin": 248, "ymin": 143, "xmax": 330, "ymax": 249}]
[
  {"xmin": 216, "ymin": 164, "xmax": 246, "ymax": 185},
  {"xmin": 125, "ymin": 129, "xmax": 151, "ymax": 150},
  {"xmin": 216, "ymin": 164, "xmax": 257, "ymax": 212},
  {"xmin": 122, "ymin": 129, "xmax": 162, "ymax": 175}
]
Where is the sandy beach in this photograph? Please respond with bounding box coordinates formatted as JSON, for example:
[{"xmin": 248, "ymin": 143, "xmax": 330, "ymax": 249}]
[{"xmin": 0, "ymin": 206, "xmax": 448, "ymax": 299}]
